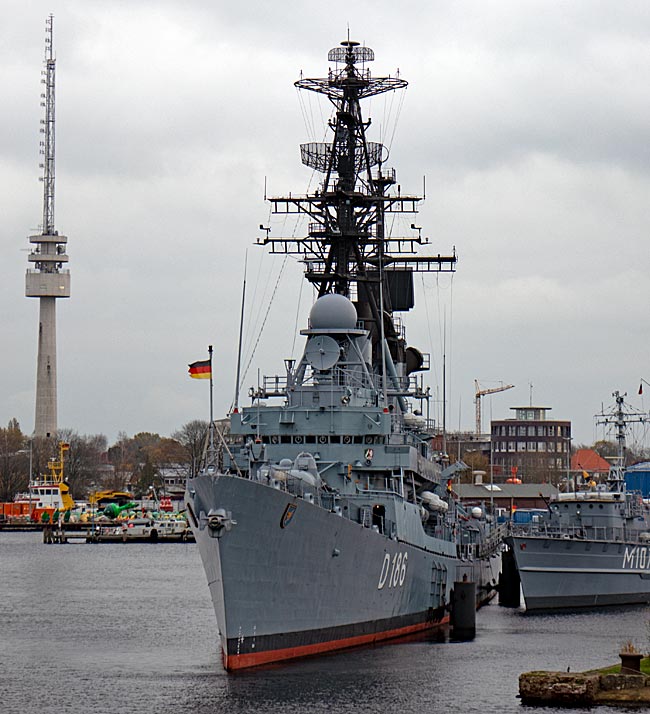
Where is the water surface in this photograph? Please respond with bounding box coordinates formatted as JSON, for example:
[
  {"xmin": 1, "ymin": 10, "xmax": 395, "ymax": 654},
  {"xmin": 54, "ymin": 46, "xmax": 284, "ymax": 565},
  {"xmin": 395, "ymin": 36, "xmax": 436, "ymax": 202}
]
[{"xmin": 1, "ymin": 531, "xmax": 645, "ymax": 713}]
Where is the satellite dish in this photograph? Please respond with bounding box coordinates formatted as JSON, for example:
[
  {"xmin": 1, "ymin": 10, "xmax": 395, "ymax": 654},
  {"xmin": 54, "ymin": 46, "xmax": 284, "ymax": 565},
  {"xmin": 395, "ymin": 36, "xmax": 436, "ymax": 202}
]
[{"xmin": 305, "ymin": 335, "xmax": 340, "ymax": 371}]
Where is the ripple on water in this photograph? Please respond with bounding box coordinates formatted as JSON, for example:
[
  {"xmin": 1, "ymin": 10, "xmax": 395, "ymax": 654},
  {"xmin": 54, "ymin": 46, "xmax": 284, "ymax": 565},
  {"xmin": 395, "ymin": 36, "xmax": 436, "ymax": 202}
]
[{"xmin": 1, "ymin": 531, "xmax": 646, "ymax": 714}]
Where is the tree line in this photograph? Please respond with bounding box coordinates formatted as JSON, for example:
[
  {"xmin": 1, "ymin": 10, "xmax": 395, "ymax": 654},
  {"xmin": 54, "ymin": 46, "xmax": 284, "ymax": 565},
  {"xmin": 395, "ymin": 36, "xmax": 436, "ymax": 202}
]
[
  {"xmin": 442, "ymin": 439, "xmax": 649, "ymax": 485},
  {"xmin": 0, "ymin": 418, "xmax": 209, "ymax": 501},
  {"xmin": 1, "ymin": 416, "xmax": 648, "ymax": 500}
]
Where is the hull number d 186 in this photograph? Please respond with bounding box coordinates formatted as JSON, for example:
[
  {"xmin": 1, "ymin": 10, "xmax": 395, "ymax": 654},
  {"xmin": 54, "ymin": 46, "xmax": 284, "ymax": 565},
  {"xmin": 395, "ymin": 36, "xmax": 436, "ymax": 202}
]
[{"xmin": 378, "ymin": 551, "xmax": 408, "ymax": 589}]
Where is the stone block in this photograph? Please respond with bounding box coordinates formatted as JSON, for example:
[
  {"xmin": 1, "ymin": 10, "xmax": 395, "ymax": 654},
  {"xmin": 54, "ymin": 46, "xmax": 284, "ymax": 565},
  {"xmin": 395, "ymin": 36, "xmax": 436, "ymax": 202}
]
[
  {"xmin": 519, "ymin": 672, "xmax": 600, "ymax": 705},
  {"xmin": 600, "ymin": 673, "xmax": 649, "ymax": 691}
]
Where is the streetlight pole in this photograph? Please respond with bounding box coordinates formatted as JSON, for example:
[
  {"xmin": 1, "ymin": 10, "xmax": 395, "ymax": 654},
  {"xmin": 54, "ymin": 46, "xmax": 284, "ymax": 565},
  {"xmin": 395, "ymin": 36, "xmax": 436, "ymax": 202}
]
[
  {"xmin": 490, "ymin": 431, "xmax": 494, "ymax": 515},
  {"xmin": 564, "ymin": 434, "xmax": 572, "ymax": 491}
]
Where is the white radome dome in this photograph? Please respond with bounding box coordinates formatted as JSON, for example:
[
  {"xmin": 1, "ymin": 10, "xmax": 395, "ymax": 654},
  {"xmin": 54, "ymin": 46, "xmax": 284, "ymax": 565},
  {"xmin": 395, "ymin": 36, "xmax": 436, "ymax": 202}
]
[{"xmin": 309, "ymin": 293, "xmax": 357, "ymax": 330}]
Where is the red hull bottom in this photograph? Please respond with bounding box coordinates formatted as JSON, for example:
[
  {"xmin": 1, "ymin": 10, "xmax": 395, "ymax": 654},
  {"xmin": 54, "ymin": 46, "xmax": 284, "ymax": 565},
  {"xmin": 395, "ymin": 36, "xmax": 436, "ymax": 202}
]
[{"xmin": 223, "ymin": 615, "xmax": 450, "ymax": 671}]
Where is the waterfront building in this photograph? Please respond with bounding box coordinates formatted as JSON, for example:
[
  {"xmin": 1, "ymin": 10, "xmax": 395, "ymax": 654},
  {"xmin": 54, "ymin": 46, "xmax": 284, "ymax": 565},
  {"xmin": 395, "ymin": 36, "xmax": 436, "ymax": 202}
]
[
  {"xmin": 490, "ymin": 406, "xmax": 571, "ymax": 483},
  {"xmin": 454, "ymin": 481, "xmax": 558, "ymax": 513},
  {"xmin": 571, "ymin": 448, "xmax": 611, "ymax": 479}
]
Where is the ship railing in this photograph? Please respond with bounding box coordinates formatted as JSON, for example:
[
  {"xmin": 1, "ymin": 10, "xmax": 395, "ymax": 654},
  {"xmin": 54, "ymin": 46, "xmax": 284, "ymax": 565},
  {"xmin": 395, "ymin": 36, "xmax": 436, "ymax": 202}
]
[
  {"xmin": 392, "ymin": 315, "xmax": 407, "ymax": 341},
  {"xmin": 477, "ymin": 522, "xmax": 508, "ymax": 557},
  {"xmin": 262, "ymin": 375, "xmax": 289, "ymax": 396},
  {"xmin": 386, "ymin": 428, "xmax": 433, "ymax": 446},
  {"xmin": 358, "ymin": 510, "xmax": 396, "ymax": 538},
  {"xmin": 407, "ymin": 372, "xmax": 431, "ymax": 394},
  {"xmin": 371, "ymin": 167, "xmax": 396, "ymax": 184},
  {"xmin": 458, "ymin": 522, "xmax": 506, "ymax": 559},
  {"xmin": 424, "ymin": 520, "xmax": 455, "ymax": 541},
  {"xmin": 458, "ymin": 543, "xmax": 478, "ymax": 560},
  {"xmin": 274, "ymin": 366, "xmax": 433, "ymax": 403},
  {"xmin": 286, "ymin": 365, "xmax": 380, "ymax": 394},
  {"xmin": 510, "ymin": 521, "xmax": 640, "ymax": 543},
  {"xmin": 626, "ymin": 491, "xmax": 645, "ymax": 518},
  {"xmin": 284, "ymin": 476, "xmax": 322, "ymax": 504},
  {"xmin": 353, "ymin": 485, "xmax": 404, "ymax": 499}
]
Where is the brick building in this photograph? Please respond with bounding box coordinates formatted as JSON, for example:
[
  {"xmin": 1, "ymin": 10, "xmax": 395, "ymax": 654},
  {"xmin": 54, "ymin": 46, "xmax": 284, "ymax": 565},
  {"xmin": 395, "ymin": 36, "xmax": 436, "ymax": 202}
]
[{"xmin": 490, "ymin": 406, "xmax": 571, "ymax": 483}]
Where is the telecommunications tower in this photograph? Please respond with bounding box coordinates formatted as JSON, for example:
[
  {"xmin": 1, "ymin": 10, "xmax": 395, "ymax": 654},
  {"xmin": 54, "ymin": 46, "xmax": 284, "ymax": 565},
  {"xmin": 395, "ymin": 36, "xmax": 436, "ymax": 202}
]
[{"xmin": 25, "ymin": 15, "xmax": 70, "ymax": 438}]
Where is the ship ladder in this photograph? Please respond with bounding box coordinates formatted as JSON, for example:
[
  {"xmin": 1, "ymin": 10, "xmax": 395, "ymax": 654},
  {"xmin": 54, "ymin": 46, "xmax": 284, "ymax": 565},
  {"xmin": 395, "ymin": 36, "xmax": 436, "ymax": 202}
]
[
  {"xmin": 359, "ymin": 506, "xmax": 372, "ymax": 528},
  {"xmin": 430, "ymin": 561, "xmax": 447, "ymax": 610}
]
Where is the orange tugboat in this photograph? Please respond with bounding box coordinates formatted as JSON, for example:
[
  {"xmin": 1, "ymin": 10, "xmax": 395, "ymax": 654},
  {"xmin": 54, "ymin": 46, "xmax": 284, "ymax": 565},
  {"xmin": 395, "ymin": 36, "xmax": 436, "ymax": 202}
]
[{"xmin": 14, "ymin": 441, "xmax": 75, "ymax": 523}]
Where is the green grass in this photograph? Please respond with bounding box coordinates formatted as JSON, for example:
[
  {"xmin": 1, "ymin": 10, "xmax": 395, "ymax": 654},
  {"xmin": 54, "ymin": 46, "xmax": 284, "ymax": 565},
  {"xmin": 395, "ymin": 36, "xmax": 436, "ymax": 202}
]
[{"xmin": 585, "ymin": 657, "xmax": 650, "ymax": 676}]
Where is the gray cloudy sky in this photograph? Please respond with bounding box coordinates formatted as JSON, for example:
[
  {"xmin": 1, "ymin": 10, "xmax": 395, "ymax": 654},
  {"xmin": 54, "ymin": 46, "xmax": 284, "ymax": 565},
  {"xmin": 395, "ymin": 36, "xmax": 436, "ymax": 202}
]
[{"xmin": 2, "ymin": 0, "xmax": 649, "ymax": 448}]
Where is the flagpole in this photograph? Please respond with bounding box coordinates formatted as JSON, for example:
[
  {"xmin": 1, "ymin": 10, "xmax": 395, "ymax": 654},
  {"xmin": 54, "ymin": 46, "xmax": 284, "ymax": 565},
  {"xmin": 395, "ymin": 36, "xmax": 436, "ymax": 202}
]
[
  {"xmin": 234, "ymin": 253, "xmax": 247, "ymax": 412},
  {"xmin": 208, "ymin": 344, "xmax": 215, "ymax": 467}
]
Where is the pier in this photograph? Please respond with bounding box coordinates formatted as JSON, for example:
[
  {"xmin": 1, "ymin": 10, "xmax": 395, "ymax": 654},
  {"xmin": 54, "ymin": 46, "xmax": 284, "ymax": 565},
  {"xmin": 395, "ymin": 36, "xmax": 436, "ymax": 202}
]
[{"xmin": 1, "ymin": 520, "xmax": 193, "ymax": 544}]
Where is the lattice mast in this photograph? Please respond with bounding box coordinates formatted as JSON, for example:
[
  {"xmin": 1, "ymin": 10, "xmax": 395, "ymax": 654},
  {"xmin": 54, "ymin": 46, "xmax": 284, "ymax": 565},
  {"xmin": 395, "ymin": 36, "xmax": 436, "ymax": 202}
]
[
  {"xmin": 25, "ymin": 14, "xmax": 71, "ymax": 438},
  {"xmin": 259, "ymin": 40, "xmax": 456, "ymax": 368},
  {"xmin": 596, "ymin": 391, "xmax": 649, "ymax": 488}
]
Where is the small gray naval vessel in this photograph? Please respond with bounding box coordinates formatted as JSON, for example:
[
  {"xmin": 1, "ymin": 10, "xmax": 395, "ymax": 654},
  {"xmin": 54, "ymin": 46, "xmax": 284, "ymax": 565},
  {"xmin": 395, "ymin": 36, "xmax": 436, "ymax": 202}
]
[
  {"xmin": 185, "ymin": 38, "xmax": 502, "ymax": 670},
  {"xmin": 505, "ymin": 391, "xmax": 650, "ymax": 611}
]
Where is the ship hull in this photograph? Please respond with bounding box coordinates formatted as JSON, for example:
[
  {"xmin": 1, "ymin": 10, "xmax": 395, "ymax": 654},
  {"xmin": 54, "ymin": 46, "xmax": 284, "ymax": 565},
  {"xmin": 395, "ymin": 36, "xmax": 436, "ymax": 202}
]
[
  {"xmin": 506, "ymin": 535, "xmax": 650, "ymax": 611},
  {"xmin": 187, "ymin": 474, "xmax": 457, "ymax": 670},
  {"xmin": 473, "ymin": 553, "xmax": 501, "ymax": 608},
  {"xmin": 221, "ymin": 612, "xmax": 443, "ymax": 670}
]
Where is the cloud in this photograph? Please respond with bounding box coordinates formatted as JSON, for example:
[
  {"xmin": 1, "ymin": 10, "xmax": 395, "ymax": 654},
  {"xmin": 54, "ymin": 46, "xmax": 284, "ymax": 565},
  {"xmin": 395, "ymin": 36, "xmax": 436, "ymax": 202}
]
[{"xmin": 2, "ymin": 0, "xmax": 649, "ymax": 448}]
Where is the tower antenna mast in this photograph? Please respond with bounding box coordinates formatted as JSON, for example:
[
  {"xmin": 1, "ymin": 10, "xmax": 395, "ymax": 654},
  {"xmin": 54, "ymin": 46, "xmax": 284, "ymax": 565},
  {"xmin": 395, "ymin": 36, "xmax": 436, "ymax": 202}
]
[
  {"xmin": 26, "ymin": 14, "xmax": 71, "ymax": 439},
  {"xmin": 42, "ymin": 13, "xmax": 55, "ymax": 234}
]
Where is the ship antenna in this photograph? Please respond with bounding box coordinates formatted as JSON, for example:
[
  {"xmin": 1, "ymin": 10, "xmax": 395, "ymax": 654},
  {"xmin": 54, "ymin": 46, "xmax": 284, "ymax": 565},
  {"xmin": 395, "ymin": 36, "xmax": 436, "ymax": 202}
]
[
  {"xmin": 596, "ymin": 390, "xmax": 649, "ymax": 489},
  {"xmin": 442, "ymin": 323, "xmax": 447, "ymax": 458},
  {"xmin": 378, "ymin": 212, "xmax": 388, "ymax": 409},
  {"xmin": 233, "ymin": 251, "xmax": 248, "ymax": 412}
]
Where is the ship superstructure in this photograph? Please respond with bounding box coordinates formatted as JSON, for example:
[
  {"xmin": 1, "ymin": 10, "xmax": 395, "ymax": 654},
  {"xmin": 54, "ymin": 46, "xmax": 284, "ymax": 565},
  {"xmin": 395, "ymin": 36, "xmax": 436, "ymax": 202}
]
[
  {"xmin": 186, "ymin": 39, "xmax": 501, "ymax": 671},
  {"xmin": 25, "ymin": 15, "xmax": 70, "ymax": 439}
]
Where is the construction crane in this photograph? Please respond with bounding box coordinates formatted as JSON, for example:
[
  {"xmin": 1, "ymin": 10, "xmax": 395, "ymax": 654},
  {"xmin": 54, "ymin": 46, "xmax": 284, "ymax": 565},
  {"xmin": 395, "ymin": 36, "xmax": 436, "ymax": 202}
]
[{"xmin": 475, "ymin": 380, "xmax": 515, "ymax": 434}]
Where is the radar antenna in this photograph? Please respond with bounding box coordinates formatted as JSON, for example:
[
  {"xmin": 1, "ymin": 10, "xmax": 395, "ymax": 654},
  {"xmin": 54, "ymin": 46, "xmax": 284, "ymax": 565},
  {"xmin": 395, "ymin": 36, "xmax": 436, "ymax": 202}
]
[
  {"xmin": 260, "ymin": 40, "xmax": 456, "ymax": 369},
  {"xmin": 596, "ymin": 391, "xmax": 649, "ymax": 488}
]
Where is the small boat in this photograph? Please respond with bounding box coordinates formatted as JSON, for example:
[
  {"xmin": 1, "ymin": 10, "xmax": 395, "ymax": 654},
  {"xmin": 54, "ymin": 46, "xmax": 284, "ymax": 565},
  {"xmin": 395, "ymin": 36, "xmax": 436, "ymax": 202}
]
[
  {"xmin": 87, "ymin": 516, "xmax": 192, "ymax": 543},
  {"xmin": 10, "ymin": 441, "xmax": 75, "ymax": 523}
]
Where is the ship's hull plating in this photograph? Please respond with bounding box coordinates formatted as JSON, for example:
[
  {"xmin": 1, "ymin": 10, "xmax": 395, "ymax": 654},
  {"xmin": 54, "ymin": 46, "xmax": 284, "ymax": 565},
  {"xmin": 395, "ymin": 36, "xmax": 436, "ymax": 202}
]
[
  {"xmin": 506, "ymin": 535, "xmax": 650, "ymax": 611},
  {"xmin": 188, "ymin": 474, "xmax": 458, "ymax": 670}
]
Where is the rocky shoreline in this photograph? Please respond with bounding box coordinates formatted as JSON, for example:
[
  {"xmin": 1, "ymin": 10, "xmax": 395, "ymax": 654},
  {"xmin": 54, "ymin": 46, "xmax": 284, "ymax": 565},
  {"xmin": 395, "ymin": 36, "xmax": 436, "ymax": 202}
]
[{"xmin": 520, "ymin": 670, "xmax": 650, "ymax": 707}]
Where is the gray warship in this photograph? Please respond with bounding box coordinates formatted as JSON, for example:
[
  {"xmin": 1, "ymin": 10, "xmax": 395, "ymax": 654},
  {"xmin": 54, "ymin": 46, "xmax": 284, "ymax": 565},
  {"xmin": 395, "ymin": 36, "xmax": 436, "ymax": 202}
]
[
  {"xmin": 505, "ymin": 391, "xmax": 650, "ymax": 612},
  {"xmin": 185, "ymin": 39, "xmax": 502, "ymax": 671}
]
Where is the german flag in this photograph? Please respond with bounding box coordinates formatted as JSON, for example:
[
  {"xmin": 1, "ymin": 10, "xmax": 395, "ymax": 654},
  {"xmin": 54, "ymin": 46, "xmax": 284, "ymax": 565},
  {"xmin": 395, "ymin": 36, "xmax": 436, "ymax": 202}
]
[{"xmin": 188, "ymin": 359, "xmax": 212, "ymax": 379}]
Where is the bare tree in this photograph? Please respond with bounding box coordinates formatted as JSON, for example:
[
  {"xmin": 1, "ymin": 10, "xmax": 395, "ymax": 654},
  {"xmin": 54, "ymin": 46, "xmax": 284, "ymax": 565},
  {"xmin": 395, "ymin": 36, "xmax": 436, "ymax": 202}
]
[
  {"xmin": 0, "ymin": 419, "xmax": 28, "ymax": 501},
  {"xmin": 57, "ymin": 429, "xmax": 108, "ymax": 498},
  {"xmin": 172, "ymin": 420, "xmax": 209, "ymax": 477}
]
